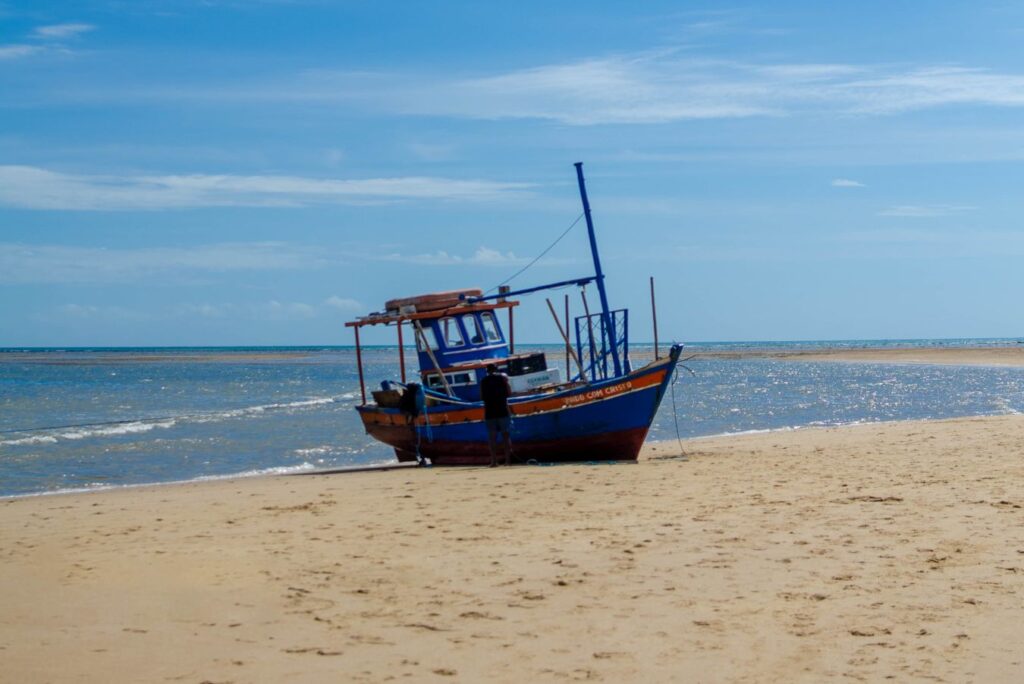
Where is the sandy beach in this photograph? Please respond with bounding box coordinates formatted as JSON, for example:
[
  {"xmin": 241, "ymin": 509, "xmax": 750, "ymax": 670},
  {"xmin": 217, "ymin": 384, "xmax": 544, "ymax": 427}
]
[{"xmin": 3, "ymin": 414, "xmax": 1023, "ymax": 682}]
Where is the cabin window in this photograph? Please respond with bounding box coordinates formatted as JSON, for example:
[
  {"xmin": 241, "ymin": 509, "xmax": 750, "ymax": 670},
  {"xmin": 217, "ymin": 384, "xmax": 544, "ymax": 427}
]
[
  {"xmin": 463, "ymin": 314, "xmax": 484, "ymax": 344},
  {"xmin": 415, "ymin": 325, "xmax": 439, "ymax": 352},
  {"xmin": 425, "ymin": 372, "xmax": 475, "ymax": 389},
  {"xmin": 440, "ymin": 317, "xmax": 464, "ymax": 348},
  {"xmin": 480, "ymin": 312, "xmax": 501, "ymax": 342}
]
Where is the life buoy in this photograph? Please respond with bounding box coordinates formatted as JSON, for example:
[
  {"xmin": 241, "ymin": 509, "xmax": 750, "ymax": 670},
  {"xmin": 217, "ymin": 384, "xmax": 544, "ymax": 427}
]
[{"xmin": 385, "ymin": 289, "xmax": 483, "ymax": 313}]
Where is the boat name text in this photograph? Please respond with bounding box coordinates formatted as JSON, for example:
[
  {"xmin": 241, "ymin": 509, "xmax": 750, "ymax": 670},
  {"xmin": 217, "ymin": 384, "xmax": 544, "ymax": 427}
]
[{"xmin": 564, "ymin": 380, "xmax": 633, "ymax": 406}]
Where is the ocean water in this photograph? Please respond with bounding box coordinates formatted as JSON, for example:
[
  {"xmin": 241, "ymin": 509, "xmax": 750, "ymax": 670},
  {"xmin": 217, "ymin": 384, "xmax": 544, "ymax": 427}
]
[{"xmin": 2, "ymin": 340, "xmax": 1023, "ymax": 498}]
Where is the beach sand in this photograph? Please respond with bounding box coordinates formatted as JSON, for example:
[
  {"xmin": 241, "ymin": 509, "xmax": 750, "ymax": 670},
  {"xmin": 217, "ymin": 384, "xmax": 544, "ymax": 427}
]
[{"xmin": 3, "ymin": 415, "xmax": 1024, "ymax": 682}]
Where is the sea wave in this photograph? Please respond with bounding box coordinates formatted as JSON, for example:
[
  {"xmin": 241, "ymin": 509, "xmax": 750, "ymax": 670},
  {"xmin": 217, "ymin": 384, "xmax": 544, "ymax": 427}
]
[
  {"xmin": 0, "ymin": 394, "xmax": 349, "ymax": 447},
  {"xmin": 61, "ymin": 419, "xmax": 179, "ymax": 440},
  {"xmin": 2, "ymin": 435, "xmax": 59, "ymax": 446}
]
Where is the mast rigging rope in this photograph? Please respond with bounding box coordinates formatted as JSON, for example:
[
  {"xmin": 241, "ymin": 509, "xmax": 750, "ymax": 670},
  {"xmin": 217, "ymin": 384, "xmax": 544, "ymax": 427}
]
[{"xmin": 483, "ymin": 212, "xmax": 585, "ymax": 296}]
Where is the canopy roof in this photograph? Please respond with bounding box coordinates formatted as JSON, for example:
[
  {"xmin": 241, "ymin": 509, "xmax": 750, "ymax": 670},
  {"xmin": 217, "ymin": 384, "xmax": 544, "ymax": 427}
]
[{"xmin": 345, "ymin": 299, "xmax": 518, "ymax": 328}]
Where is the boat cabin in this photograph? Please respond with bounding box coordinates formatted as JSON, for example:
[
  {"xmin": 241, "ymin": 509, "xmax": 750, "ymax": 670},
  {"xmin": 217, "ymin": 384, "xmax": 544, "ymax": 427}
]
[{"xmin": 345, "ymin": 288, "xmax": 562, "ymax": 404}]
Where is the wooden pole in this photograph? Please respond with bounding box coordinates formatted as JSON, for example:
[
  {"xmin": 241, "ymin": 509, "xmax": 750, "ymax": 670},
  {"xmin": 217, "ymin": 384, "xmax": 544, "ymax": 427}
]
[
  {"xmin": 397, "ymin": 320, "xmax": 407, "ymax": 383},
  {"xmin": 580, "ymin": 287, "xmax": 599, "ymax": 379},
  {"xmin": 546, "ymin": 298, "xmax": 586, "ymax": 381},
  {"xmin": 354, "ymin": 325, "xmax": 366, "ymax": 405},
  {"xmin": 500, "ymin": 285, "xmax": 514, "ymax": 354},
  {"xmin": 564, "ymin": 294, "xmax": 570, "ymax": 376},
  {"xmin": 650, "ymin": 276, "xmax": 659, "ymax": 361},
  {"xmin": 413, "ymin": 320, "xmax": 455, "ymax": 397},
  {"xmin": 508, "ymin": 308, "xmax": 515, "ymax": 354}
]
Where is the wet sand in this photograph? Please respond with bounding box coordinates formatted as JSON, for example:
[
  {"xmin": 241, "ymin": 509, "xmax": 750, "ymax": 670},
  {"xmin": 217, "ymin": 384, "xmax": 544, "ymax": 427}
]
[{"xmin": 3, "ymin": 415, "xmax": 1024, "ymax": 682}]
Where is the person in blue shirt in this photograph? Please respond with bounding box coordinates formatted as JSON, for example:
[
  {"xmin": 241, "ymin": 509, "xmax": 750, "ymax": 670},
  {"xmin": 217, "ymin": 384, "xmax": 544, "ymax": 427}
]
[{"xmin": 480, "ymin": 363, "xmax": 513, "ymax": 467}]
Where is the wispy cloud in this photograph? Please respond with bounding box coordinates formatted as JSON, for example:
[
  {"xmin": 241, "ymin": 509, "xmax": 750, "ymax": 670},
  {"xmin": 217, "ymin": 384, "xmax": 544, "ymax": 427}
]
[
  {"xmin": 831, "ymin": 178, "xmax": 865, "ymax": 188},
  {"xmin": 13, "ymin": 42, "xmax": 1024, "ymax": 125},
  {"xmin": 46, "ymin": 297, "xmax": 358, "ymax": 324},
  {"xmin": 0, "ymin": 44, "xmax": 39, "ymax": 59},
  {"xmin": 0, "ymin": 23, "xmax": 94, "ymax": 61},
  {"xmin": 877, "ymin": 204, "xmax": 975, "ymax": 217},
  {"xmin": 0, "ymin": 166, "xmax": 534, "ymax": 210},
  {"xmin": 842, "ymin": 67, "xmax": 1024, "ymax": 114},
  {"xmin": 381, "ymin": 246, "xmax": 527, "ymax": 266},
  {"xmin": 0, "ymin": 242, "xmax": 329, "ymax": 284},
  {"xmin": 411, "ymin": 56, "xmax": 786, "ymax": 124},
  {"xmin": 254, "ymin": 300, "xmax": 317, "ymax": 321},
  {"xmin": 300, "ymin": 55, "xmax": 1024, "ymax": 125},
  {"xmin": 33, "ymin": 23, "xmax": 95, "ymax": 39},
  {"xmin": 49, "ymin": 303, "xmax": 153, "ymax": 322},
  {"xmin": 833, "ymin": 228, "xmax": 1024, "ymax": 259},
  {"xmin": 408, "ymin": 142, "xmax": 456, "ymax": 161},
  {"xmin": 323, "ymin": 295, "xmax": 363, "ymax": 312}
]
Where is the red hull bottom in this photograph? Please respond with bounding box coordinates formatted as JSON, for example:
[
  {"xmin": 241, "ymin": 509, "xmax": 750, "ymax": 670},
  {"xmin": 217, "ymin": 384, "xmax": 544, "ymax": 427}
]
[{"xmin": 391, "ymin": 426, "xmax": 650, "ymax": 466}]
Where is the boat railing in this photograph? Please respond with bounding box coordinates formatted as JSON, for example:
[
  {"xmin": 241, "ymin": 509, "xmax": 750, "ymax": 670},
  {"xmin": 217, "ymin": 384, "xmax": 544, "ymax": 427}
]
[{"xmin": 574, "ymin": 308, "xmax": 630, "ymax": 382}]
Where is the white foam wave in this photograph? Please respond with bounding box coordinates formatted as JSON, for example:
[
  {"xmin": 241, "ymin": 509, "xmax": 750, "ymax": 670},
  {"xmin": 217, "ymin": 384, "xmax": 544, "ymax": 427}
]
[
  {"xmin": 0, "ymin": 394, "xmax": 348, "ymax": 448},
  {"xmin": 190, "ymin": 396, "xmax": 340, "ymax": 423},
  {"xmin": 59, "ymin": 419, "xmax": 178, "ymax": 440},
  {"xmin": 191, "ymin": 462, "xmax": 319, "ymax": 481},
  {"xmin": 294, "ymin": 445, "xmax": 335, "ymax": 456},
  {"xmin": 1, "ymin": 435, "xmax": 59, "ymax": 446}
]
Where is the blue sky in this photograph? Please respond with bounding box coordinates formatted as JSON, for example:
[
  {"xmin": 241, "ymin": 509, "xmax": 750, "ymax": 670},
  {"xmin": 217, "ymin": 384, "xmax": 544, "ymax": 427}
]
[{"xmin": 2, "ymin": 0, "xmax": 1024, "ymax": 346}]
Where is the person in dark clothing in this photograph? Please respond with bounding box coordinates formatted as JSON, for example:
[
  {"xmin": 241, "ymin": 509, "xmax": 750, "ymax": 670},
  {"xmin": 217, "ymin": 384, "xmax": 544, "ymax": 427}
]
[{"xmin": 480, "ymin": 363, "xmax": 513, "ymax": 467}]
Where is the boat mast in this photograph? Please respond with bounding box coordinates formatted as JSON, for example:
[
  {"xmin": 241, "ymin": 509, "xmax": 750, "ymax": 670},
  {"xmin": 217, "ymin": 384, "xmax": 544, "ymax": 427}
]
[{"xmin": 574, "ymin": 162, "xmax": 622, "ymax": 377}]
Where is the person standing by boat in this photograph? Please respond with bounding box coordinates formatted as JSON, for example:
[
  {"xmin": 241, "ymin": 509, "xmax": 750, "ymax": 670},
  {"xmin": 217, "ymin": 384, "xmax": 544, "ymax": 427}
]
[{"xmin": 481, "ymin": 363, "xmax": 513, "ymax": 467}]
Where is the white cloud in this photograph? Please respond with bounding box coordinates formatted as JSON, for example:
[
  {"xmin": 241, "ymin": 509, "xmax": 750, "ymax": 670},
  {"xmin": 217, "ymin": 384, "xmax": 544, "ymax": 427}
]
[
  {"xmin": 271, "ymin": 54, "xmax": 1024, "ymax": 126},
  {"xmin": 57, "ymin": 303, "xmax": 99, "ymax": 318},
  {"xmin": 833, "ymin": 228, "xmax": 1024, "ymax": 258},
  {"xmin": 831, "ymin": 178, "xmax": 865, "ymax": 188},
  {"xmin": 431, "ymin": 56, "xmax": 781, "ymax": 124},
  {"xmin": 14, "ymin": 41, "xmax": 1024, "ymax": 125},
  {"xmin": 877, "ymin": 205, "xmax": 975, "ymax": 218},
  {"xmin": 48, "ymin": 303, "xmax": 151, "ymax": 322},
  {"xmin": 255, "ymin": 300, "xmax": 317, "ymax": 320},
  {"xmin": 33, "ymin": 23, "xmax": 95, "ymax": 39},
  {"xmin": 323, "ymin": 295, "xmax": 362, "ymax": 312},
  {"xmin": 409, "ymin": 142, "xmax": 456, "ymax": 161},
  {"xmin": 41, "ymin": 297, "xmax": 362, "ymax": 325},
  {"xmin": 382, "ymin": 246, "xmax": 527, "ymax": 266},
  {"xmin": 173, "ymin": 303, "xmax": 227, "ymax": 318},
  {"xmin": 0, "ymin": 242, "xmax": 329, "ymax": 284},
  {"xmin": 841, "ymin": 67, "xmax": 1024, "ymax": 114},
  {"xmin": 0, "ymin": 44, "xmax": 39, "ymax": 59},
  {"xmin": 0, "ymin": 166, "xmax": 533, "ymax": 210}
]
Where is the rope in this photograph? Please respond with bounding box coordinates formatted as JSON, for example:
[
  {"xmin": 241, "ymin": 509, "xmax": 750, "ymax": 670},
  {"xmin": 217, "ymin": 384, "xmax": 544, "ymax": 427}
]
[
  {"xmin": 669, "ymin": 370, "xmax": 685, "ymax": 460},
  {"xmin": 483, "ymin": 212, "xmax": 584, "ymax": 296},
  {"xmin": 670, "ymin": 354, "xmax": 698, "ymax": 461}
]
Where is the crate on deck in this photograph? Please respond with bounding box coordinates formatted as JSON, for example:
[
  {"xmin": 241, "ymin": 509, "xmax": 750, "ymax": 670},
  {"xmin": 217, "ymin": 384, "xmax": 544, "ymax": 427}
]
[{"xmin": 506, "ymin": 353, "xmax": 547, "ymax": 376}]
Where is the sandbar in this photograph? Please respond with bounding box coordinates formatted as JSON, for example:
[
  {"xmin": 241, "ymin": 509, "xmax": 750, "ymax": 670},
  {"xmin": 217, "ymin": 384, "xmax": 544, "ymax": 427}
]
[{"xmin": 693, "ymin": 345, "xmax": 1024, "ymax": 367}]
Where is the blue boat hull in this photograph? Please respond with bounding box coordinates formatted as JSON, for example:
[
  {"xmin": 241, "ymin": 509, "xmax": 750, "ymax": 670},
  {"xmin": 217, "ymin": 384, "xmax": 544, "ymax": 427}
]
[{"xmin": 357, "ymin": 345, "xmax": 682, "ymax": 465}]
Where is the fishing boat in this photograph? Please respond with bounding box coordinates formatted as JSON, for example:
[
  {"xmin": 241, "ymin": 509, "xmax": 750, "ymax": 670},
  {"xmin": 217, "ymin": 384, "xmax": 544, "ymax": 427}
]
[{"xmin": 346, "ymin": 163, "xmax": 683, "ymax": 465}]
